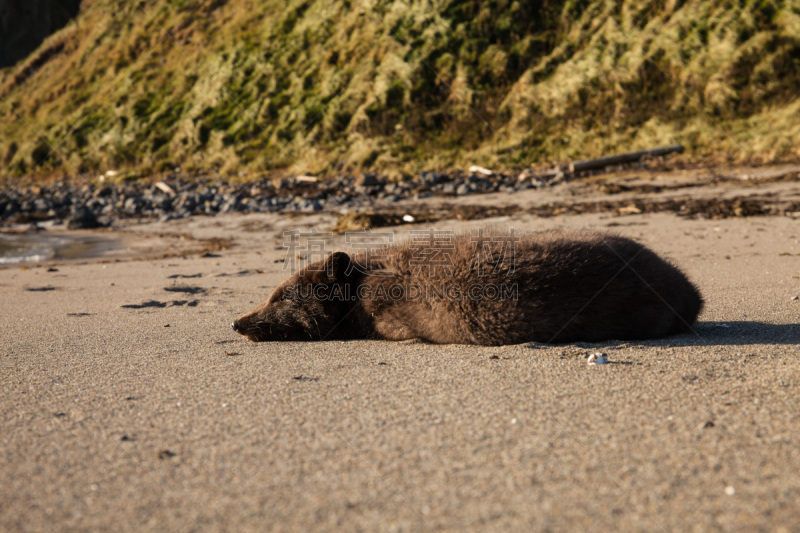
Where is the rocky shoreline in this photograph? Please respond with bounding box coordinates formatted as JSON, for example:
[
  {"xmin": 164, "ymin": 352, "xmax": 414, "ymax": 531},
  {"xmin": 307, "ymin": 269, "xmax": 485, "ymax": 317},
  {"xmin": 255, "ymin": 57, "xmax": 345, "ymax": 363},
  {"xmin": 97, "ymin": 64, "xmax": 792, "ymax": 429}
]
[
  {"xmin": 0, "ymin": 169, "xmax": 563, "ymax": 229},
  {"xmin": 4, "ymin": 160, "xmax": 800, "ymax": 231}
]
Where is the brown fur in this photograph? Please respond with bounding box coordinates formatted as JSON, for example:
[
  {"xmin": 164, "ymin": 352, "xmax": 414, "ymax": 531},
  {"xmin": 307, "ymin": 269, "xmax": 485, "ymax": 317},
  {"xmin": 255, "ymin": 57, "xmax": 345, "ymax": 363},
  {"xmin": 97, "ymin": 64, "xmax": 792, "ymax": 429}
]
[{"xmin": 233, "ymin": 230, "xmax": 703, "ymax": 345}]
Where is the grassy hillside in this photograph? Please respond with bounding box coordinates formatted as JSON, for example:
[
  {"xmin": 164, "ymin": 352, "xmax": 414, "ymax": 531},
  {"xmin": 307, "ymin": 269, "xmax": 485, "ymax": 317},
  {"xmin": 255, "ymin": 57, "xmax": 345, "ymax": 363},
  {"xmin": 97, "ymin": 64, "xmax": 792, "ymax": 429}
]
[{"xmin": 1, "ymin": 0, "xmax": 799, "ymax": 180}]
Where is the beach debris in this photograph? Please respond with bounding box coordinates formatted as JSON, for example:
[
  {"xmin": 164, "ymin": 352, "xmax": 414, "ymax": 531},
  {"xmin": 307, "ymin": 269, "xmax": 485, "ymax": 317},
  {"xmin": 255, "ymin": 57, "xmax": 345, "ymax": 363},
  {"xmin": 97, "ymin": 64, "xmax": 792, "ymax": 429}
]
[
  {"xmin": 26, "ymin": 286, "xmax": 57, "ymax": 291},
  {"xmin": 47, "ymin": 267, "xmax": 58, "ymax": 272},
  {"xmin": 214, "ymin": 270, "xmax": 253, "ymax": 277},
  {"xmin": 355, "ymin": 173, "xmax": 381, "ymax": 187},
  {"xmin": 120, "ymin": 434, "xmax": 134, "ymax": 441},
  {"xmin": 296, "ymin": 175, "xmax": 318, "ymax": 183},
  {"xmin": 157, "ymin": 450, "xmax": 176, "ymax": 460},
  {"xmin": 225, "ymin": 351, "xmax": 240, "ymax": 356},
  {"xmin": 468, "ymin": 165, "xmax": 494, "ymax": 176},
  {"xmin": 292, "ymin": 376, "xmax": 319, "ymax": 382},
  {"xmin": 67, "ymin": 312, "xmax": 93, "ymax": 317},
  {"xmin": 792, "ymin": 296, "xmax": 798, "ymax": 301},
  {"xmin": 66, "ymin": 205, "xmax": 103, "ymax": 229},
  {"xmin": 569, "ymin": 145, "xmax": 684, "ymax": 173},
  {"xmin": 121, "ymin": 299, "xmax": 199, "ymax": 309},
  {"xmin": 402, "ymin": 214, "xmax": 415, "ymax": 223},
  {"xmin": 587, "ymin": 352, "xmax": 608, "ymax": 365},
  {"xmin": 516, "ymin": 167, "xmax": 565, "ymax": 187},
  {"xmin": 122, "ymin": 300, "xmax": 167, "ymax": 309},
  {"xmin": 703, "ymin": 421, "xmax": 715, "ymax": 428},
  {"xmin": 167, "ymin": 273, "xmax": 203, "ymax": 279},
  {"xmin": 332, "ymin": 211, "xmax": 402, "ymax": 232},
  {"xmin": 616, "ymin": 204, "xmax": 642, "ymax": 216},
  {"xmin": 163, "ymin": 285, "xmax": 206, "ymax": 295},
  {"xmin": 725, "ymin": 486, "xmax": 736, "ymax": 496},
  {"xmin": 154, "ymin": 181, "xmax": 176, "ymax": 195}
]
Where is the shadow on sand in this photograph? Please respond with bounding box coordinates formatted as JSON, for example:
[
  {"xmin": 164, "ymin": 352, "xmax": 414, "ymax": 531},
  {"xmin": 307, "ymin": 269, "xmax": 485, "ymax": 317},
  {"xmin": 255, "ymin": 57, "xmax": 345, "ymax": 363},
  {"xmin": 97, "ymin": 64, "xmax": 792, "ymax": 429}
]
[
  {"xmin": 528, "ymin": 322, "xmax": 800, "ymax": 349},
  {"xmin": 686, "ymin": 321, "xmax": 800, "ymax": 346}
]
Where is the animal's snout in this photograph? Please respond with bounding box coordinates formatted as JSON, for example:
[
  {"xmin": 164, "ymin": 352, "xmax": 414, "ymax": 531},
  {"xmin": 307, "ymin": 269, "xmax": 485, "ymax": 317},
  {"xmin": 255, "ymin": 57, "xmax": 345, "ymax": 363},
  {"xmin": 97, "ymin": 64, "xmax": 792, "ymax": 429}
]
[{"xmin": 232, "ymin": 320, "xmax": 240, "ymax": 332}]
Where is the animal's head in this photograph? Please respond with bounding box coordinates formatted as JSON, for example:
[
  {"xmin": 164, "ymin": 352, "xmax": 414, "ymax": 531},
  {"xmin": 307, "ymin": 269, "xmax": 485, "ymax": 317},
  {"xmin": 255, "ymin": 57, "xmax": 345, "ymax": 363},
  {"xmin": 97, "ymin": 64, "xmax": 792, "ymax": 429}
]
[{"xmin": 232, "ymin": 252, "xmax": 359, "ymax": 342}]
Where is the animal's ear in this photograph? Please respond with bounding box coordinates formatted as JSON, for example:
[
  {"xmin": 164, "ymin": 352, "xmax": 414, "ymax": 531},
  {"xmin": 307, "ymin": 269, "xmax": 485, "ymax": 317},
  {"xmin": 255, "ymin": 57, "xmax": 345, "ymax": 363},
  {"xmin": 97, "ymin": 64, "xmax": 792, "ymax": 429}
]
[{"xmin": 319, "ymin": 251, "xmax": 352, "ymax": 282}]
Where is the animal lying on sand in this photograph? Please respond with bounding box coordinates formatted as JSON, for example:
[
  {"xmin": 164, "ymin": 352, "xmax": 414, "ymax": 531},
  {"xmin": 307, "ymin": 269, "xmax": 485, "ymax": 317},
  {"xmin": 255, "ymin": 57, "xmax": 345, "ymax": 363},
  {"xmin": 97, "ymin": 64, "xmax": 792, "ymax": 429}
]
[{"xmin": 232, "ymin": 230, "xmax": 703, "ymax": 345}]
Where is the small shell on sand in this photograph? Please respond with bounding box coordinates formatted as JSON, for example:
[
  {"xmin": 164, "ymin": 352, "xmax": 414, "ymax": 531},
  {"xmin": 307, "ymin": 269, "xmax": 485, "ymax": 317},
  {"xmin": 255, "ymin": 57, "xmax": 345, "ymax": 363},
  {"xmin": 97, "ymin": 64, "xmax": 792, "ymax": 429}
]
[{"xmin": 587, "ymin": 352, "xmax": 608, "ymax": 365}]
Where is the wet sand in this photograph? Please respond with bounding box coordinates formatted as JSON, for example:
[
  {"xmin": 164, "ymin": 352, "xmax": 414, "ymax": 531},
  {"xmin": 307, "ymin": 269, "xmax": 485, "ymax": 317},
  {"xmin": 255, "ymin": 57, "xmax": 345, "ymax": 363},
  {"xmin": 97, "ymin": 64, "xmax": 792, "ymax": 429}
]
[{"xmin": 2, "ymin": 199, "xmax": 800, "ymax": 531}]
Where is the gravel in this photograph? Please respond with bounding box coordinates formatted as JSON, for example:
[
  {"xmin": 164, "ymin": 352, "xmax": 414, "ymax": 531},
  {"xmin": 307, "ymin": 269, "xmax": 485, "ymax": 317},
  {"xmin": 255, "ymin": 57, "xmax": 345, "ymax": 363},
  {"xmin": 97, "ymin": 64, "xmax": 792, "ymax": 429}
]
[{"xmin": 0, "ymin": 170, "xmax": 561, "ymax": 228}]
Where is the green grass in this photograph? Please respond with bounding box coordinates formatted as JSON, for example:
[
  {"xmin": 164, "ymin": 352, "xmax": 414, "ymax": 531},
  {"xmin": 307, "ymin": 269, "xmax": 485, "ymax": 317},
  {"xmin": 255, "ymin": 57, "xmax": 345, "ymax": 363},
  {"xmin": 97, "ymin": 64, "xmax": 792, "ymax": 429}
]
[{"xmin": 1, "ymin": 0, "xmax": 799, "ymax": 180}]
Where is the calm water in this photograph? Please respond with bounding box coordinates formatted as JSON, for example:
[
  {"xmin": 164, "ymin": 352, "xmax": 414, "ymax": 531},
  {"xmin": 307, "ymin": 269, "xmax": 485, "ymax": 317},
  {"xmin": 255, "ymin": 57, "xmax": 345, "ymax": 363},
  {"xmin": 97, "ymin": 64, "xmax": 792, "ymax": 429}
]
[{"xmin": 0, "ymin": 233, "xmax": 119, "ymax": 265}]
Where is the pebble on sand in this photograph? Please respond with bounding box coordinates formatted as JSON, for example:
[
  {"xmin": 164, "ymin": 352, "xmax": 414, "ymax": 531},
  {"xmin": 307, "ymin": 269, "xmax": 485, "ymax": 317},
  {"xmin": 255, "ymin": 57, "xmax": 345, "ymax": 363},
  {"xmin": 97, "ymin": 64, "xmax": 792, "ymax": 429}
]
[{"xmin": 587, "ymin": 352, "xmax": 608, "ymax": 365}]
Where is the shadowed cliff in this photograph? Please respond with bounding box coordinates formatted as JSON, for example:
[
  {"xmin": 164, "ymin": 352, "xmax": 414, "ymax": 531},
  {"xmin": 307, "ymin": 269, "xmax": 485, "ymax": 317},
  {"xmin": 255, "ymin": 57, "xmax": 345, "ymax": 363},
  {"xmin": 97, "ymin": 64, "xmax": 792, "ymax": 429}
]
[{"xmin": 0, "ymin": 0, "xmax": 82, "ymax": 68}]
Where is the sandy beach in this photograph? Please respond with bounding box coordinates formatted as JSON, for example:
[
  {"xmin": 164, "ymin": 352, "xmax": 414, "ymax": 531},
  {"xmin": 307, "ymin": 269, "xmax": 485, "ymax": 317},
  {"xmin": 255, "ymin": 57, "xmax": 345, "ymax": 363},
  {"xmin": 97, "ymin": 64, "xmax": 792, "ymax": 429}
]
[{"xmin": 2, "ymin": 171, "xmax": 800, "ymax": 531}]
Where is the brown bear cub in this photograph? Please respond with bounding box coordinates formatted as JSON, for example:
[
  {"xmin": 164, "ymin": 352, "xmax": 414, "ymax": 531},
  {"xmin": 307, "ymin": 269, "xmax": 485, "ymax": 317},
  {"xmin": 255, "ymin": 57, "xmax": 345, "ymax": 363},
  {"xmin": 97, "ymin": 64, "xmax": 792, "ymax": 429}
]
[{"xmin": 232, "ymin": 230, "xmax": 703, "ymax": 345}]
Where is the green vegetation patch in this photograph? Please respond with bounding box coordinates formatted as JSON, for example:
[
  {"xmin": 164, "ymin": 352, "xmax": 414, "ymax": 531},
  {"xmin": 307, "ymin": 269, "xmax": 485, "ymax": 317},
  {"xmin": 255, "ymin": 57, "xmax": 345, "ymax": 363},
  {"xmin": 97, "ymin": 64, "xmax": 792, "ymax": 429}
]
[{"xmin": 1, "ymin": 0, "xmax": 799, "ymax": 180}]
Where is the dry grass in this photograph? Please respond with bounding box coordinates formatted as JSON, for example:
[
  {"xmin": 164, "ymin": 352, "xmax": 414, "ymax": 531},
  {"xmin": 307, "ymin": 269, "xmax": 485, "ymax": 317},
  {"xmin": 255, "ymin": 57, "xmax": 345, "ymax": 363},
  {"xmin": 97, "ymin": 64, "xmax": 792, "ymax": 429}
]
[{"xmin": 0, "ymin": 0, "xmax": 798, "ymax": 180}]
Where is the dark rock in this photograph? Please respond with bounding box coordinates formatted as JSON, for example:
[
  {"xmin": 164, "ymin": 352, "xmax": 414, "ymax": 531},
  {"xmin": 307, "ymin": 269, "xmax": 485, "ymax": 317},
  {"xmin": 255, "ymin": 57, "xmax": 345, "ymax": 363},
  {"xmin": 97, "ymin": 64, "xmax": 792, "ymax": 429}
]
[
  {"xmin": 355, "ymin": 173, "xmax": 381, "ymax": 187},
  {"xmin": 33, "ymin": 197, "xmax": 52, "ymax": 212},
  {"xmin": 123, "ymin": 197, "xmax": 141, "ymax": 214},
  {"xmin": 176, "ymin": 194, "xmax": 197, "ymax": 212},
  {"xmin": 93, "ymin": 186, "xmax": 113, "ymax": 198},
  {"xmin": 2, "ymin": 199, "xmax": 20, "ymax": 218},
  {"xmin": 66, "ymin": 206, "xmax": 102, "ymax": 229},
  {"xmin": 420, "ymin": 171, "xmax": 444, "ymax": 185},
  {"xmin": 272, "ymin": 178, "xmax": 294, "ymax": 189}
]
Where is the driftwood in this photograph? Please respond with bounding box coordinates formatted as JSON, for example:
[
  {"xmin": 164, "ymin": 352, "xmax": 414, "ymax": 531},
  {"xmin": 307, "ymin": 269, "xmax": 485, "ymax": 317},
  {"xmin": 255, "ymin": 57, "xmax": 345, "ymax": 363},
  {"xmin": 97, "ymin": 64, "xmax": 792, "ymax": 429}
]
[
  {"xmin": 569, "ymin": 145, "xmax": 684, "ymax": 173},
  {"xmin": 517, "ymin": 167, "xmax": 565, "ymax": 186},
  {"xmin": 468, "ymin": 165, "xmax": 494, "ymax": 176},
  {"xmin": 154, "ymin": 181, "xmax": 176, "ymax": 195}
]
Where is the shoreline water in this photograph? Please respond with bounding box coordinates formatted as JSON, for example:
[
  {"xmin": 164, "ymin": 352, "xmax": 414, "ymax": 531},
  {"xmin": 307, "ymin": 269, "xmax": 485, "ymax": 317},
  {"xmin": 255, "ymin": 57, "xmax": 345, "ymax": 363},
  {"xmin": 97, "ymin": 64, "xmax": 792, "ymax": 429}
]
[{"xmin": 0, "ymin": 231, "xmax": 121, "ymax": 265}]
